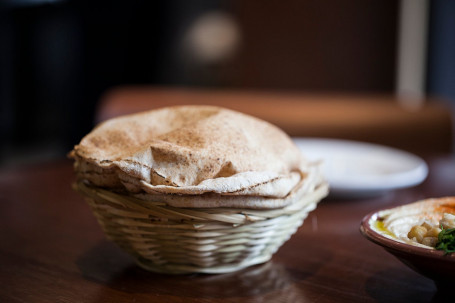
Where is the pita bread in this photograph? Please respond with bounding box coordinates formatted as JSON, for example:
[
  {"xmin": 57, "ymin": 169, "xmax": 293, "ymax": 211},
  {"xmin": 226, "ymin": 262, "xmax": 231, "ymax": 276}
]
[{"xmin": 71, "ymin": 105, "xmax": 326, "ymax": 208}]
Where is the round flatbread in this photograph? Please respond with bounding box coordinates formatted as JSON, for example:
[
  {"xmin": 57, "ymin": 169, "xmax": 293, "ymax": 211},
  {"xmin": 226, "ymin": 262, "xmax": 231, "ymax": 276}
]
[{"xmin": 71, "ymin": 105, "xmax": 325, "ymax": 208}]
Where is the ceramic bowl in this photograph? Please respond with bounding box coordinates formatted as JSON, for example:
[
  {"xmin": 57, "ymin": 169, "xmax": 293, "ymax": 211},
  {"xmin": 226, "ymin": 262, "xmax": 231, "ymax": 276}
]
[{"xmin": 360, "ymin": 197, "xmax": 455, "ymax": 290}]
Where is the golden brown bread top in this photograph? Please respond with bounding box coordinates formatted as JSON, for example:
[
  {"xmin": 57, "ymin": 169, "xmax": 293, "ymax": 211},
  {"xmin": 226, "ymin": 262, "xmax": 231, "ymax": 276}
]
[{"xmin": 71, "ymin": 106, "xmax": 321, "ymax": 206}]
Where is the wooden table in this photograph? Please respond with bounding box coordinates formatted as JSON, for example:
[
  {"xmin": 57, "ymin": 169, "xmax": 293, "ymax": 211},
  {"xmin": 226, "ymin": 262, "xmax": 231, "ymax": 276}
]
[{"xmin": 1, "ymin": 155, "xmax": 454, "ymax": 303}]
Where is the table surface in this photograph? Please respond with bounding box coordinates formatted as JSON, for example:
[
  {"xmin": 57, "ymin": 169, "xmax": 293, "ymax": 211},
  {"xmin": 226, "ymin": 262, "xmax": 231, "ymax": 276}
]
[{"xmin": 1, "ymin": 155, "xmax": 454, "ymax": 303}]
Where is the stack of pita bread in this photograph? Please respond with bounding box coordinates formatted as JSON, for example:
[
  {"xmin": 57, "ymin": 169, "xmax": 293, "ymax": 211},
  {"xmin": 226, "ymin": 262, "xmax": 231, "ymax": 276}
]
[{"xmin": 71, "ymin": 105, "xmax": 328, "ymax": 273}]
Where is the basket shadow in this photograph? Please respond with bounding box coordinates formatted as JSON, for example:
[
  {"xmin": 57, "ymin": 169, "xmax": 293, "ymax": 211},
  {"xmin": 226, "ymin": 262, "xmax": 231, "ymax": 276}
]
[{"xmin": 76, "ymin": 239, "xmax": 323, "ymax": 300}]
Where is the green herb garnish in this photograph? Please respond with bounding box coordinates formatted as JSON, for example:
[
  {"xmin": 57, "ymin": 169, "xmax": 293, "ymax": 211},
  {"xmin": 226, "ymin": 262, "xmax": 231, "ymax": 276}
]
[{"xmin": 435, "ymin": 227, "xmax": 455, "ymax": 255}]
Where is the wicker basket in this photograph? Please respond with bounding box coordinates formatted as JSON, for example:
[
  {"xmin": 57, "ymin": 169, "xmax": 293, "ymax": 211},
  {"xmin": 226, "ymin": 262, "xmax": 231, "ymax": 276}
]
[{"xmin": 75, "ymin": 181, "xmax": 328, "ymax": 274}]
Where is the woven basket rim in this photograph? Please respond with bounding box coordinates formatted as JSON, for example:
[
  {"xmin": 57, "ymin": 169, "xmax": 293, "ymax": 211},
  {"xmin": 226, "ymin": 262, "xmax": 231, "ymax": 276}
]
[{"xmin": 75, "ymin": 181, "xmax": 328, "ymax": 223}]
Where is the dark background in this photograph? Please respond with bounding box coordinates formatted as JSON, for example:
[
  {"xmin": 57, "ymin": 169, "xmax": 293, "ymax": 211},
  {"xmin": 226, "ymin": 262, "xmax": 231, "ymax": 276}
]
[{"xmin": 0, "ymin": 0, "xmax": 453, "ymax": 166}]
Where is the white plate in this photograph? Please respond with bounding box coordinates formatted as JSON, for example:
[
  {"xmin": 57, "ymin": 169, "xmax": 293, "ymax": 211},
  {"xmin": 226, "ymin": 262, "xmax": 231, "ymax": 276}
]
[{"xmin": 292, "ymin": 138, "xmax": 428, "ymax": 198}]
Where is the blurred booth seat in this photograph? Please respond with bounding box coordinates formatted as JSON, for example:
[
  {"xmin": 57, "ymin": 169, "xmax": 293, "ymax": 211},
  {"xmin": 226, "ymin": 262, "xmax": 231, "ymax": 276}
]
[{"xmin": 96, "ymin": 87, "xmax": 453, "ymax": 156}]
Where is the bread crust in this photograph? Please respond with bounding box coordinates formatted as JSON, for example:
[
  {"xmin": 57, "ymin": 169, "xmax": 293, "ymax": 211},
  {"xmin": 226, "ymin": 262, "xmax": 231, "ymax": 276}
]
[{"xmin": 71, "ymin": 105, "xmax": 325, "ymax": 208}]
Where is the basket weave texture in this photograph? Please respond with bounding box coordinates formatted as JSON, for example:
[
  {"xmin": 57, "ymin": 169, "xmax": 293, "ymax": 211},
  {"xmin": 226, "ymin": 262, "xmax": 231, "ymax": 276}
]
[{"xmin": 75, "ymin": 181, "xmax": 328, "ymax": 274}]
